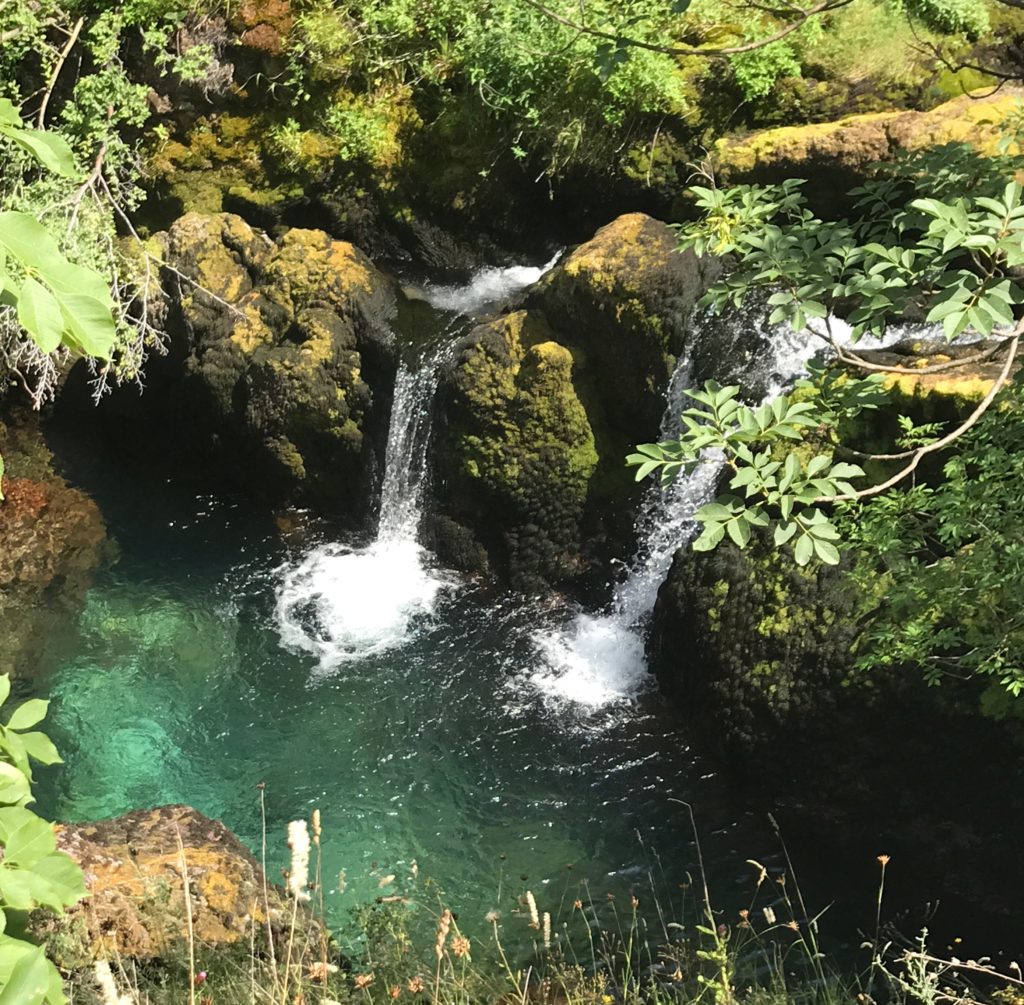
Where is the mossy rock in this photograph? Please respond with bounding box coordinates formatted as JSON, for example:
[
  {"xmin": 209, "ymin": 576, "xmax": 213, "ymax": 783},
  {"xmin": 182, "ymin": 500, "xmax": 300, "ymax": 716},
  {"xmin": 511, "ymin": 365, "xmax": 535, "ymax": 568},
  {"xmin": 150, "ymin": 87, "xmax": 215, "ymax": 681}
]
[
  {"xmin": 437, "ymin": 311, "xmax": 597, "ymax": 591},
  {"xmin": 0, "ymin": 418, "xmax": 113, "ymax": 679},
  {"xmin": 714, "ymin": 87, "xmax": 1024, "ymax": 206},
  {"xmin": 648, "ymin": 536, "xmax": 860, "ymax": 751},
  {"xmin": 39, "ymin": 805, "xmax": 311, "ymax": 966},
  {"xmin": 164, "ymin": 212, "xmax": 396, "ymax": 509}
]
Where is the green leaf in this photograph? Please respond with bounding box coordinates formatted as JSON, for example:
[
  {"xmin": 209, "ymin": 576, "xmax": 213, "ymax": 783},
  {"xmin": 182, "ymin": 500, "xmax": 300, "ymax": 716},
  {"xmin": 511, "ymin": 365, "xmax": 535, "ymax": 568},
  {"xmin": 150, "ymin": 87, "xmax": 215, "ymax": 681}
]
[
  {"xmin": 0, "ymin": 677, "xmax": 9, "ymax": 708},
  {"xmin": 16, "ymin": 278, "xmax": 63, "ymax": 354},
  {"xmin": 31, "ymin": 852, "xmax": 87, "ymax": 907},
  {"xmin": 0, "ymin": 945, "xmax": 51, "ymax": 1005},
  {"xmin": 793, "ymin": 534, "xmax": 814, "ymax": 566},
  {"xmin": 774, "ymin": 521, "xmax": 797, "ymax": 546},
  {"xmin": 0, "ymin": 99, "xmax": 22, "ymax": 127},
  {"xmin": 6, "ymin": 700, "xmax": 47, "ymax": 732},
  {"xmin": 1, "ymin": 126, "xmax": 79, "ymax": 180},
  {"xmin": 0, "ymin": 213, "xmax": 61, "ymax": 273},
  {"xmin": 0, "ymin": 764, "xmax": 30, "ymax": 805},
  {"xmin": 56, "ymin": 293, "xmax": 116, "ymax": 359},
  {"xmin": 19, "ymin": 733, "xmax": 61, "ymax": 766},
  {"xmin": 3, "ymin": 816, "xmax": 56, "ymax": 869},
  {"xmin": 726, "ymin": 518, "xmax": 751, "ymax": 548},
  {"xmin": 814, "ymin": 539, "xmax": 841, "ymax": 565}
]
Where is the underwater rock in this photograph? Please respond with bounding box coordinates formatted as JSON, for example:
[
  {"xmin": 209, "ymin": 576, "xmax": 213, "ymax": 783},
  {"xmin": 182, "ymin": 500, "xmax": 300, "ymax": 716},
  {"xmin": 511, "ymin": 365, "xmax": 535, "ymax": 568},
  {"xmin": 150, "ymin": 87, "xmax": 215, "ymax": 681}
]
[
  {"xmin": 435, "ymin": 213, "xmax": 718, "ymax": 590},
  {"xmin": 164, "ymin": 212, "xmax": 397, "ymax": 509},
  {"xmin": 43, "ymin": 805, "xmax": 306, "ymax": 964},
  {"xmin": 0, "ymin": 419, "xmax": 111, "ymax": 679}
]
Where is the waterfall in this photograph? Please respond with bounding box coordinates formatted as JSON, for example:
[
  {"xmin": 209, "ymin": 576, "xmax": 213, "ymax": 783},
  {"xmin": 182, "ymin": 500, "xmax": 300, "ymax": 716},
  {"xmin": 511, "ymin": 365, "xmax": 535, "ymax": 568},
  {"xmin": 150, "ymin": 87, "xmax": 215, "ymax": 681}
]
[
  {"xmin": 275, "ymin": 257, "xmax": 561, "ymax": 672},
  {"xmin": 531, "ymin": 316, "xmax": 831, "ymax": 708}
]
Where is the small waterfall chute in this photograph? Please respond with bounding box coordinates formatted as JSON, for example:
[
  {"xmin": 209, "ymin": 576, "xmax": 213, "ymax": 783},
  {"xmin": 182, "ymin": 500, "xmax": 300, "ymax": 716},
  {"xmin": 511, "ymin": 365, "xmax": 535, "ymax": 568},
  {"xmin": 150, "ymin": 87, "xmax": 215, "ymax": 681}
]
[{"xmin": 275, "ymin": 257, "xmax": 561, "ymax": 671}]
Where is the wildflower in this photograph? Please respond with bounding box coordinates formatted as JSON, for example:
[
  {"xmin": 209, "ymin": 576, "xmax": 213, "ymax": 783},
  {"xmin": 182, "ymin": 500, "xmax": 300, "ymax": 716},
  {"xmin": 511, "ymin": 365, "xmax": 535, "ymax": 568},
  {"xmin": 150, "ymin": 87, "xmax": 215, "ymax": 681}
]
[
  {"xmin": 379, "ymin": 874, "xmax": 396, "ymax": 888},
  {"xmin": 338, "ymin": 870, "xmax": 346, "ymax": 895},
  {"xmin": 311, "ymin": 809, "xmax": 321, "ymax": 843},
  {"xmin": 672, "ymin": 969, "xmax": 684, "ymax": 982},
  {"xmin": 354, "ymin": 973, "xmax": 375, "ymax": 990},
  {"xmin": 485, "ymin": 909, "xmax": 501, "ymax": 923},
  {"xmin": 451, "ymin": 935, "xmax": 471, "ymax": 958},
  {"xmin": 606, "ymin": 892, "xmax": 615, "ymax": 902},
  {"xmin": 194, "ymin": 971, "xmax": 208, "ymax": 986},
  {"xmin": 573, "ymin": 900, "xmax": 583, "ymax": 910},
  {"xmin": 763, "ymin": 906, "xmax": 777, "ymax": 925},
  {"xmin": 877, "ymin": 855, "xmax": 890, "ymax": 866},
  {"xmin": 543, "ymin": 912, "xmax": 551, "ymax": 949},
  {"xmin": 631, "ymin": 896, "xmax": 640, "ymax": 909},
  {"xmin": 526, "ymin": 890, "xmax": 540, "ymax": 929},
  {"xmin": 411, "ymin": 859, "xmax": 419, "ymax": 879},
  {"xmin": 738, "ymin": 909, "xmax": 749, "ymax": 919},
  {"xmin": 435, "ymin": 908, "xmax": 452, "ymax": 959},
  {"xmin": 390, "ymin": 986, "xmax": 402, "ymax": 999},
  {"xmin": 287, "ymin": 820, "xmax": 311, "ymax": 901},
  {"xmin": 787, "ymin": 920, "xmax": 800, "ymax": 931},
  {"xmin": 307, "ymin": 961, "xmax": 339, "ymax": 982},
  {"xmin": 408, "ymin": 977, "xmax": 425, "ymax": 994},
  {"xmin": 602, "ymin": 996, "xmax": 614, "ymax": 1004}
]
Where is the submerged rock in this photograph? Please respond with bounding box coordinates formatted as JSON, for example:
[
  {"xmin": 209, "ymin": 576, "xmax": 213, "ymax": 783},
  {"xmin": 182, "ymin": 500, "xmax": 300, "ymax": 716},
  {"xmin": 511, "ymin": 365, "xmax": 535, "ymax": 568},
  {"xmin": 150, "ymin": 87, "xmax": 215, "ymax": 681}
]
[
  {"xmin": 43, "ymin": 805, "xmax": 304, "ymax": 965},
  {"xmin": 0, "ymin": 419, "xmax": 111, "ymax": 678},
  {"xmin": 164, "ymin": 212, "xmax": 397, "ymax": 509},
  {"xmin": 434, "ymin": 213, "xmax": 719, "ymax": 590}
]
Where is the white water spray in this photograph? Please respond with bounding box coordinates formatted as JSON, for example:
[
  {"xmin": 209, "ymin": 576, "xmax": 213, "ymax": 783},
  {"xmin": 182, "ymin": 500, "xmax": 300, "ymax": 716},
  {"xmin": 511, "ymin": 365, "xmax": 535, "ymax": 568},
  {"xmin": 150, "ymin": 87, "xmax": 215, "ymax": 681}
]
[{"xmin": 420, "ymin": 254, "xmax": 560, "ymax": 316}]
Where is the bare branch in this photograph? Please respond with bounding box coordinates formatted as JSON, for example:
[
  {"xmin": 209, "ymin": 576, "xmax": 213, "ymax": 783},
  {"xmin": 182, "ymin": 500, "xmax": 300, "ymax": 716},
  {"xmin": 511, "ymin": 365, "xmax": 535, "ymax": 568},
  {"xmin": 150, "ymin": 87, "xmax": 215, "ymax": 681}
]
[
  {"xmin": 37, "ymin": 16, "xmax": 84, "ymax": 128},
  {"xmin": 821, "ymin": 328, "xmax": 1021, "ymax": 503},
  {"xmin": 514, "ymin": 0, "xmax": 855, "ymax": 58}
]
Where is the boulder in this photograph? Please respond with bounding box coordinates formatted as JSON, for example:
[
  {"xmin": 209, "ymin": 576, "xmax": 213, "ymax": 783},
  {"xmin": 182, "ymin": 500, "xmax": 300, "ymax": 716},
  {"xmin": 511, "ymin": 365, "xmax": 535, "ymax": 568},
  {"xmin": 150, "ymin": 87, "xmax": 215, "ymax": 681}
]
[
  {"xmin": 0, "ymin": 419, "xmax": 111, "ymax": 678},
  {"xmin": 164, "ymin": 212, "xmax": 397, "ymax": 510},
  {"xmin": 434, "ymin": 213, "xmax": 718, "ymax": 590},
  {"xmin": 437, "ymin": 311, "xmax": 598, "ymax": 590},
  {"xmin": 44, "ymin": 805, "xmax": 303, "ymax": 965}
]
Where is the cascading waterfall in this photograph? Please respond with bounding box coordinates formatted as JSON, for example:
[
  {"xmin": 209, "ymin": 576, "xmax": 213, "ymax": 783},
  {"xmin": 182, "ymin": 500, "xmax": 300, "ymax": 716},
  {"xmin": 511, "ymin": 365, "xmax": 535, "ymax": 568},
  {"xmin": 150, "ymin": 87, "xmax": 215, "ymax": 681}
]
[
  {"xmin": 531, "ymin": 318, "xmax": 832, "ymax": 708},
  {"xmin": 275, "ymin": 257, "xmax": 561, "ymax": 671}
]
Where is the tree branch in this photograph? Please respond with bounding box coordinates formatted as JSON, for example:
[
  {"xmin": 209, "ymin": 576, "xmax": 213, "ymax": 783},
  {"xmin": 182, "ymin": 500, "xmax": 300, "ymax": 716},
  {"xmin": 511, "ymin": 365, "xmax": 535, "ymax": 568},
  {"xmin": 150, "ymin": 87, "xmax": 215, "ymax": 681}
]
[
  {"xmin": 514, "ymin": 0, "xmax": 855, "ymax": 58},
  {"xmin": 37, "ymin": 16, "xmax": 84, "ymax": 128},
  {"xmin": 821, "ymin": 328, "xmax": 1021, "ymax": 503}
]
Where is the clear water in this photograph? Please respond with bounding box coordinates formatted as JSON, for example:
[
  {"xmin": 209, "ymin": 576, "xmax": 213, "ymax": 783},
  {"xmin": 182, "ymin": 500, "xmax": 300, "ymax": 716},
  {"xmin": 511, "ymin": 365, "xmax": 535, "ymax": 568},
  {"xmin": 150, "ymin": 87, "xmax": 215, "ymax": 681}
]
[{"xmin": 31, "ymin": 258, "xmax": 782, "ymax": 947}]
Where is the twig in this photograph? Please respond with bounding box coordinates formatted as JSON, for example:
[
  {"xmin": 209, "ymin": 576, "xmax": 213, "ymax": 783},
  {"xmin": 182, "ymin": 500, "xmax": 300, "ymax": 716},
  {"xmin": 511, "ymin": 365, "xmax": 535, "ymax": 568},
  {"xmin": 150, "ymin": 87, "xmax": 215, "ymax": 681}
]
[
  {"xmin": 515, "ymin": 0, "xmax": 855, "ymax": 57},
  {"xmin": 37, "ymin": 16, "xmax": 84, "ymax": 128},
  {"xmin": 175, "ymin": 825, "xmax": 197, "ymax": 1005},
  {"xmin": 822, "ymin": 329, "xmax": 1021, "ymax": 502}
]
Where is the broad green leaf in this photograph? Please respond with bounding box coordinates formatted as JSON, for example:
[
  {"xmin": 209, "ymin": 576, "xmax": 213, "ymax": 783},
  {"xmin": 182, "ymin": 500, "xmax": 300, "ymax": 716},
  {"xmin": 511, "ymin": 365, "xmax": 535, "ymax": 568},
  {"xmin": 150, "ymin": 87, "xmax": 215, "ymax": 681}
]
[
  {"xmin": 0, "ymin": 213, "xmax": 61, "ymax": 272},
  {"xmin": 31, "ymin": 852, "xmax": 87, "ymax": 906},
  {"xmin": 0, "ymin": 945, "xmax": 51, "ymax": 1005},
  {"xmin": 774, "ymin": 521, "xmax": 797, "ymax": 546},
  {"xmin": 17, "ymin": 278, "xmax": 63, "ymax": 354},
  {"xmin": 3, "ymin": 816, "xmax": 56, "ymax": 869},
  {"xmin": 19, "ymin": 732, "xmax": 61, "ymax": 766},
  {"xmin": 793, "ymin": 534, "xmax": 814, "ymax": 566},
  {"xmin": 37, "ymin": 259, "xmax": 112, "ymax": 307},
  {"xmin": 814, "ymin": 539, "xmax": 841, "ymax": 565},
  {"xmin": 0, "ymin": 99, "xmax": 21, "ymax": 127},
  {"xmin": 56, "ymin": 293, "xmax": 116, "ymax": 359},
  {"xmin": 0, "ymin": 764, "xmax": 30, "ymax": 805},
  {"xmin": 6, "ymin": 699, "xmax": 47, "ymax": 732},
  {"xmin": 0, "ymin": 866, "xmax": 39, "ymax": 910},
  {"xmin": 726, "ymin": 518, "xmax": 751, "ymax": 548},
  {"xmin": 1, "ymin": 126, "xmax": 79, "ymax": 180}
]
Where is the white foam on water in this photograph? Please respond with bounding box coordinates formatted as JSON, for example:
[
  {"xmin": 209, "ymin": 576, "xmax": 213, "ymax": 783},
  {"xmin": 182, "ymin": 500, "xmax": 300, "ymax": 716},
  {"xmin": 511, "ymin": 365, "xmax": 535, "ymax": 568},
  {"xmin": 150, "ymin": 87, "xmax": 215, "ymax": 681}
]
[
  {"xmin": 421, "ymin": 254, "xmax": 561, "ymax": 316},
  {"xmin": 275, "ymin": 539, "xmax": 449, "ymax": 669}
]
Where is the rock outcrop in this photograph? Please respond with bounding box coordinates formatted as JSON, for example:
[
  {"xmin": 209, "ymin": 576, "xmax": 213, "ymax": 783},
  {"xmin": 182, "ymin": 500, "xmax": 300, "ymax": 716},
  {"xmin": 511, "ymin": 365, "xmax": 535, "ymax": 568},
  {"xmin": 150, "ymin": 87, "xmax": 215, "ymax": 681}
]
[
  {"xmin": 43, "ymin": 805, "xmax": 304, "ymax": 965},
  {"xmin": 163, "ymin": 212, "xmax": 397, "ymax": 509},
  {"xmin": 714, "ymin": 88, "xmax": 1024, "ymax": 206},
  {"xmin": 433, "ymin": 213, "xmax": 719, "ymax": 590},
  {"xmin": 0, "ymin": 419, "xmax": 111, "ymax": 678}
]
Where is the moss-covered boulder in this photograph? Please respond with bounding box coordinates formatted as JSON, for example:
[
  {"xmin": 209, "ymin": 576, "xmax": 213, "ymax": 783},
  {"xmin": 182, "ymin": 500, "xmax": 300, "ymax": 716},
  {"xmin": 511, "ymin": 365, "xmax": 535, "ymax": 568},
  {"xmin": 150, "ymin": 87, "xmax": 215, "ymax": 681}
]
[
  {"xmin": 648, "ymin": 537, "xmax": 860, "ymax": 751},
  {"xmin": 42, "ymin": 805, "xmax": 305, "ymax": 965},
  {"xmin": 0, "ymin": 419, "xmax": 112, "ymax": 679},
  {"xmin": 434, "ymin": 213, "xmax": 718, "ymax": 589},
  {"xmin": 436, "ymin": 311, "xmax": 597, "ymax": 589},
  {"xmin": 164, "ymin": 212, "xmax": 396, "ymax": 509},
  {"xmin": 714, "ymin": 87, "xmax": 1024, "ymax": 204}
]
